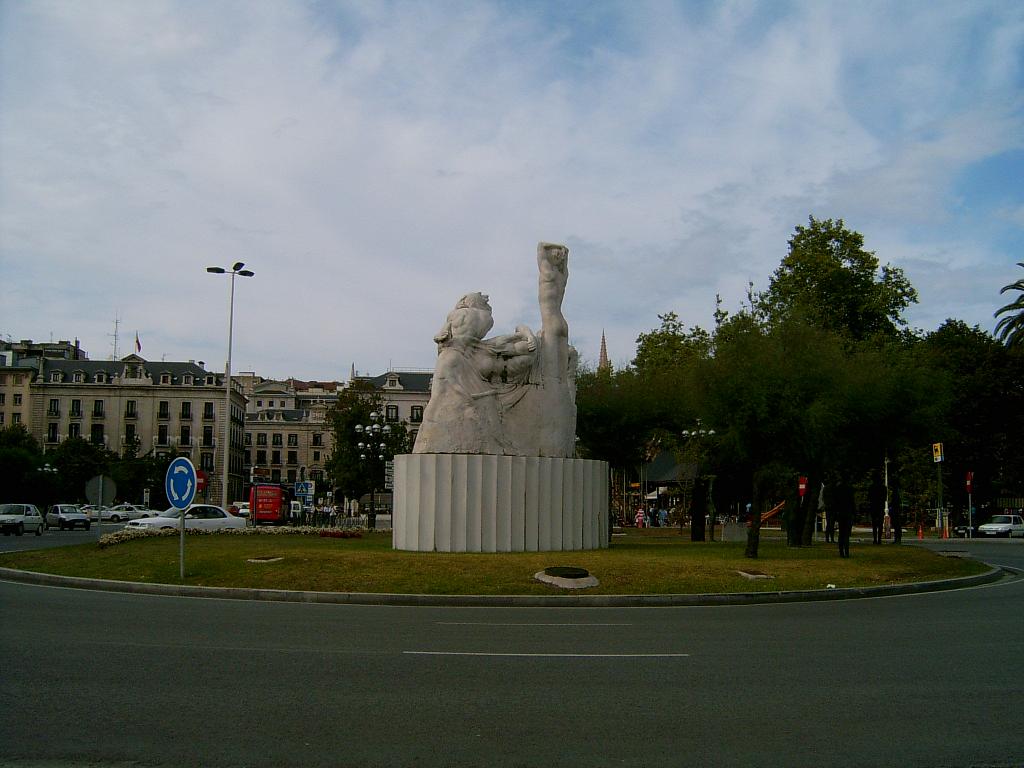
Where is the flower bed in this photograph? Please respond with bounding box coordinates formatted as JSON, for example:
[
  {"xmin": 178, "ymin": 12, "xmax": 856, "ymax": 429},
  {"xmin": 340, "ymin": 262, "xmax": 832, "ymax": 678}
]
[{"xmin": 98, "ymin": 526, "xmax": 365, "ymax": 548}]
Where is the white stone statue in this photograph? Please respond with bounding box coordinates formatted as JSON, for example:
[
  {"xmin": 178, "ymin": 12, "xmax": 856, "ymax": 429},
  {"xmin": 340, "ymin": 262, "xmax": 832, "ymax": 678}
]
[{"xmin": 414, "ymin": 242, "xmax": 578, "ymax": 458}]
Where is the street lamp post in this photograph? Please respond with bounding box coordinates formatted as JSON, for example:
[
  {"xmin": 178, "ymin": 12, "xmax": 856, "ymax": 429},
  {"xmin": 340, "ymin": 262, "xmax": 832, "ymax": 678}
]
[
  {"xmin": 355, "ymin": 411, "xmax": 391, "ymax": 531},
  {"xmin": 681, "ymin": 420, "xmax": 716, "ymax": 541},
  {"xmin": 206, "ymin": 262, "xmax": 254, "ymax": 509}
]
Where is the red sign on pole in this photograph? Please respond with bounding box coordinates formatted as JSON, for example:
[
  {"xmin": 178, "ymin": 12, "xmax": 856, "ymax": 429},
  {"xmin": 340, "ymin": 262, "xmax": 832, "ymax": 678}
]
[
  {"xmin": 196, "ymin": 470, "xmax": 208, "ymax": 493},
  {"xmin": 965, "ymin": 471, "xmax": 973, "ymax": 493},
  {"xmin": 798, "ymin": 476, "xmax": 808, "ymax": 497}
]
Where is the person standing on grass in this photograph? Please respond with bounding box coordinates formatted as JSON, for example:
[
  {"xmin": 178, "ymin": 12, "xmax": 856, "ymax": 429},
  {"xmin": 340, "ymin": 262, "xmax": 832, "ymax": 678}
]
[
  {"xmin": 635, "ymin": 507, "xmax": 646, "ymax": 528},
  {"xmin": 828, "ymin": 478, "xmax": 855, "ymax": 558}
]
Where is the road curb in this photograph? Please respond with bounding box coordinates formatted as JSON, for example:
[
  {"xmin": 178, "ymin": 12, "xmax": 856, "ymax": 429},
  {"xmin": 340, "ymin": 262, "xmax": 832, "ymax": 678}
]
[{"xmin": 0, "ymin": 564, "xmax": 1007, "ymax": 607}]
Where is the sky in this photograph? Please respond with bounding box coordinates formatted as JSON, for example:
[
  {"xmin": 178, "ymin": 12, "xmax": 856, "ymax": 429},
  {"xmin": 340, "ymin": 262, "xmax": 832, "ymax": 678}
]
[{"xmin": 1, "ymin": 0, "xmax": 1022, "ymax": 381}]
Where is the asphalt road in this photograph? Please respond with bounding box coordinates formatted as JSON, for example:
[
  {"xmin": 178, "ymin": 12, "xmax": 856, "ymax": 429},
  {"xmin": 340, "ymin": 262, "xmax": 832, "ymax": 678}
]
[
  {"xmin": 1, "ymin": 540, "xmax": 1022, "ymax": 768},
  {"xmin": 0, "ymin": 522, "xmax": 124, "ymax": 553}
]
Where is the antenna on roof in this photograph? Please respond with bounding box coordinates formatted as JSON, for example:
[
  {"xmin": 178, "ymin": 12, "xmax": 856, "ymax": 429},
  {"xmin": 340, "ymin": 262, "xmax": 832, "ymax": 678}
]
[{"xmin": 108, "ymin": 315, "xmax": 120, "ymax": 360}]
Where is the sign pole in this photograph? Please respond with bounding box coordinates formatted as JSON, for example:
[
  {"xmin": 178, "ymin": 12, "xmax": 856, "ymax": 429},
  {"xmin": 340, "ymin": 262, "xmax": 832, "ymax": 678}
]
[{"xmin": 165, "ymin": 457, "xmax": 198, "ymax": 581}]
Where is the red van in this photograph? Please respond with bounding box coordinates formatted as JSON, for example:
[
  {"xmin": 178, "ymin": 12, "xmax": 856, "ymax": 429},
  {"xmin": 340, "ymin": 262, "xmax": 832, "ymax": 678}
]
[{"xmin": 250, "ymin": 484, "xmax": 288, "ymax": 525}]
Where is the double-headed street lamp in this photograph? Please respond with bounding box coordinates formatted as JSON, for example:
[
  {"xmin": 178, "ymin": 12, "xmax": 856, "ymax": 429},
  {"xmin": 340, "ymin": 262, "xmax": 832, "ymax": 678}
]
[
  {"xmin": 206, "ymin": 262, "xmax": 254, "ymax": 509},
  {"xmin": 355, "ymin": 411, "xmax": 391, "ymax": 530}
]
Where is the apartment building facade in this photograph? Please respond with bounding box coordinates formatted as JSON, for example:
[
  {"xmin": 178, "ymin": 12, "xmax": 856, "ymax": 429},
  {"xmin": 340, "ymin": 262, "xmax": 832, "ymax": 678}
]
[{"xmin": 10, "ymin": 353, "xmax": 247, "ymax": 505}]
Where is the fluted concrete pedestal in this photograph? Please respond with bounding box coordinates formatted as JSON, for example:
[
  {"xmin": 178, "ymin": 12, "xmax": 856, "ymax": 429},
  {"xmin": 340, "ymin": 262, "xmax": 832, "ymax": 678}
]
[{"xmin": 392, "ymin": 454, "xmax": 609, "ymax": 552}]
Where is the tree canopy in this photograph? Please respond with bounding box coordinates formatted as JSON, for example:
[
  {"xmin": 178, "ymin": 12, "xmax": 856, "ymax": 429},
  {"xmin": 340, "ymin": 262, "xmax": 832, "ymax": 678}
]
[{"xmin": 760, "ymin": 216, "xmax": 918, "ymax": 340}]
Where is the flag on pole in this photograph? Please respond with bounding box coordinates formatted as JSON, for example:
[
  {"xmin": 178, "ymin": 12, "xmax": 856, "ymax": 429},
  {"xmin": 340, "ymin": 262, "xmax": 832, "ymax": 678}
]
[{"xmin": 135, "ymin": 332, "xmax": 142, "ymax": 354}]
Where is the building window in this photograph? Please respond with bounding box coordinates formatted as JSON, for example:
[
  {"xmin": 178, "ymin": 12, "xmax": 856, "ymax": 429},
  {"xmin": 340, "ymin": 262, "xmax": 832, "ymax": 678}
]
[
  {"xmin": 47, "ymin": 423, "xmax": 59, "ymax": 443},
  {"xmin": 256, "ymin": 400, "xmax": 262, "ymax": 407},
  {"xmin": 271, "ymin": 469, "xmax": 281, "ymax": 483},
  {"xmin": 125, "ymin": 423, "xmax": 136, "ymax": 444},
  {"xmin": 92, "ymin": 400, "xmax": 104, "ymax": 417},
  {"xmin": 158, "ymin": 401, "xmax": 170, "ymax": 419},
  {"xmin": 205, "ymin": 375, "xmax": 214, "ymax": 385},
  {"xmin": 70, "ymin": 399, "xmax": 82, "ymax": 417},
  {"xmin": 271, "ymin": 450, "xmax": 281, "ymax": 465},
  {"xmin": 50, "ymin": 372, "xmax": 61, "ymax": 383},
  {"xmin": 74, "ymin": 372, "xmax": 83, "ymax": 383},
  {"xmin": 90, "ymin": 423, "xmax": 104, "ymax": 445},
  {"xmin": 0, "ymin": 393, "xmax": 4, "ymax": 405},
  {"xmin": 287, "ymin": 450, "xmax": 297, "ymax": 465},
  {"xmin": 161, "ymin": 373, "xmax": 171, "ymax": 384},
  {"xmin": 313, "ymin": 450, "xmax": 320, "ymax": 462},
  {"xmin": 125, "ymin": 400, "xmax": 137, "ymax": 418},
  {"xmin": 256, "ymin": 433, "xmax": 267, "ymax": 446},
  {"xmin": 180, "ymin": 425, "xmax": 191, "ymax": 446},
  {"xmin": 310, "ymin": 470, "xmax": 323, "ymax": 483},
  {"xmin": 312, "ymin": 433, "xmax": 322, "ymax": 447},
  {"xmin": 411, "ymin": 406, "xmax": 423, "ymax": 423},
  {"xmin": 181, "ymin": 401, "xmax": 192, "ymax": 419},
  {"xmin": 68, "ymin": 422, "xmax": 80, "ymax": 439},
  {"xmin": 256, "ymin": 449, "xmax": 267, "ymax": 465},
  {"xmin": 48, "ymin": 399, "xmax": 60, "ymax": 416},
  {"xmin": 203, "ymin": 402, "xmax": 215, "ymax": 419},
  {"xmin": 272, "ymin": 434, "xmax": 282, "ymax": 446},
  {"xmin": 183, "ymin": 374, "xmax": 193, "ymax": 385},
  {"xmin": 157, "ymin": 425, "xmax": 169, "ymax": 446},
  {"xmin": 288, "ymin": 433, "xmax": 298, "ymax": 447},
  {"xmin": 244, "ymin": 433, "xmax": 252, "ymax": 445},
  {"xmin": 13, "ymin": 394, "xmax": 22, "ymax": 406},
  {"xmin": 200, "ymin": 453, "xmax": 214, "ymax": 471},
  {"xmin": 95, "ymin": 372, "xmax": 106, "ymax": 383},
  {"xmin": 385, "ymin": 404, "xmax": 399, "ymax": 422},
  {"xmin": 0, "ymin": 413, "xmax": 4, "ymax": 424},
  {"xmin": 202, "ymin": 426, "xmax": 214, "ymax": 446},
  {"xmin": 287, "ymin": 469, "xmax": 297, "ymax": 483}
]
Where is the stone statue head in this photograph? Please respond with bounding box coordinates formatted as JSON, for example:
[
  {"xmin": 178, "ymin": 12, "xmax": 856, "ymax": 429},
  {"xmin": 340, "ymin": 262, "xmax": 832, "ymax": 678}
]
[{"xmin": 434, "ymin": 292, "xmax": 494, "ymax": 344}]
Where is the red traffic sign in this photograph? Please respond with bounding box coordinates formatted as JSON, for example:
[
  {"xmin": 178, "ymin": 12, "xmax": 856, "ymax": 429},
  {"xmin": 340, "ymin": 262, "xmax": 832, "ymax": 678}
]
[
  {"xmin": 196, "ymin": 470, "xmax": 208, "ymax": 493},
  {"xmin": 798, "ymin": 476, "xmax": 808, "ymax": 497},
  {"xmin": 965, "ymin": 471, "xmax": 973, "ymax": 493}
]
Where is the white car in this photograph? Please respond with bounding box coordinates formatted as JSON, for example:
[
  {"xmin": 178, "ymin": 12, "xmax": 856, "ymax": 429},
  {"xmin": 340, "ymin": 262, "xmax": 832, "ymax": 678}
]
[
  {"xmin": 0, "ymin": 503, "xmax": 45, "ymax": 536},
  {"xmin": 977, "ymin": 514, "xmax": 1024, "ymax": 538},
  {"xmin": 125, "ymin": 504, "xmax": 246, "ymax": 532},
  {"xmin": 45, "ymin": 504, "xmax": 91, "ymax": 531},
  {"xmin": 107, "ymin": 503, "xmax": 156, "ymax": 520}
]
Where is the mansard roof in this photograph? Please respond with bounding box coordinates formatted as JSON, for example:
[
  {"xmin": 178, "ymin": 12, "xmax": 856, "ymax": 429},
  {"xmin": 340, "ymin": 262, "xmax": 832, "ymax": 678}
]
[{"xmin": 359, "ymin": 371, "xmax": 433, "ymax": 392}]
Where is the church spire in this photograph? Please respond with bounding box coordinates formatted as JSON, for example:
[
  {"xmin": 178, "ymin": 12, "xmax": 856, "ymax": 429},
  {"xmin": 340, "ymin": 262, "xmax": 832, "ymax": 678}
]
[{"xmin": 598, "ymin": 330, "xmax": 610, "ymax": 372}]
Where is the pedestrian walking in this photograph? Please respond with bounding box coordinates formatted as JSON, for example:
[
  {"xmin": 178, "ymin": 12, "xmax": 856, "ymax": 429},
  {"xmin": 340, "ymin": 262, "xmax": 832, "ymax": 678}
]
[
  {"xmin": 634, "ymin": 507, "xmax": 646, "ymax": 528},
  {"xmin": 828, "ymin": 479, "xmax": 855, "ymax": 558}
]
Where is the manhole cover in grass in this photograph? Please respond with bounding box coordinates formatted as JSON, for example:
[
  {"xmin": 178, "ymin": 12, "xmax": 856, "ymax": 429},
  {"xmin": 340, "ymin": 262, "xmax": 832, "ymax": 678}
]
[
  {"xmin": 247, "ymin": 556, "xmax": 284, "ymax": 564},
  {"xmin": 544, "ymin": 566, "xmax": 590, "ymax": 579},
  {"xmin": 535, "ymin": 566, "xmax": 599, "ymax": 590}
]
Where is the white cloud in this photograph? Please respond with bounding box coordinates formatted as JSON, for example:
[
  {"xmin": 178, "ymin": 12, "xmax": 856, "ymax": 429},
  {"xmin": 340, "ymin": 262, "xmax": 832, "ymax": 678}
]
[{"xmin": 1, "ymin": 0, "xmax": 1022, "ymax": 378}]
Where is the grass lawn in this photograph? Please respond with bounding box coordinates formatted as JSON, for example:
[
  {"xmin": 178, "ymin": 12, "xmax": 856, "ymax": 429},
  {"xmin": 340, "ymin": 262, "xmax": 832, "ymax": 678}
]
[{"xmin": 0, "ymin": 527, "xmax": 988, "ymax": 595}]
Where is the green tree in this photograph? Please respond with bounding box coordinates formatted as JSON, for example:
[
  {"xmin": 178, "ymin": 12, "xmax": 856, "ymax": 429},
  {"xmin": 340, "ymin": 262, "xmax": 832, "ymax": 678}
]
[
  {"xmin": 924, "ymin": 319, "xmax": 1024, "ymax": 509},
  {"xmin": 326, "ymin": 381, "xmax": 411, "ymax": 504},
  {"xmin": 994, "ymin": 262, "xmax": 1024, "ymax": 348},
  {"xmin": 632, "ymin": 312, "xmax": 711, "ymax": 376},
  {"xmin": 0, "ymin": 424, "xmax": 44, "ymax": 503},
  {"xmin": 761, "ymin": 216, "xmax": 918, "ymax": 340},
  {"xmin": 44, "ymin": 437, "xmax": 115, "ymax": 504}
]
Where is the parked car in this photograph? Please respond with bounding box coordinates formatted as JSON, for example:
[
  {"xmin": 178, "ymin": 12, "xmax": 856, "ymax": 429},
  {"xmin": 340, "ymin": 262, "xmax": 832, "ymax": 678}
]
[
  {"xmin": 124, "ymin": 505, "xmax": 246, "ymax": 532},
  {"xmin": 81, "ymin": 505, "xmax": 133, "ymax": 523},
  {"xmin": 45, "ymin": 504, "xmax": 91, "ymax": 531},
  {"xmin": 977, "ymin": 514, "xmax": 1024, "ymax": 538},
  {"xmin": 0, "ymin": 503, "xmax": 45, "ymax": 536},
  {"xmin": 107, "ymin": 503, "xmax": 156, "ymax": 520}
]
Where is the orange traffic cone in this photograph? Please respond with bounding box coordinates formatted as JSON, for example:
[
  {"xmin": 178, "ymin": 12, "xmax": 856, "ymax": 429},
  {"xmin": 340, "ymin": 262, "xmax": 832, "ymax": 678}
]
[{"xmin": 917, "ymin": 524, "xmax": 923, "ymax": 540}]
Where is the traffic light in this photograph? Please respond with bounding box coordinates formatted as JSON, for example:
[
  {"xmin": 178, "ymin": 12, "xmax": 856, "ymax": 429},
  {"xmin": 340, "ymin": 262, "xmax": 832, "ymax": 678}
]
[{"xmin": 932, "ymin": 443, "xmax": 944, "ymax": 463}]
